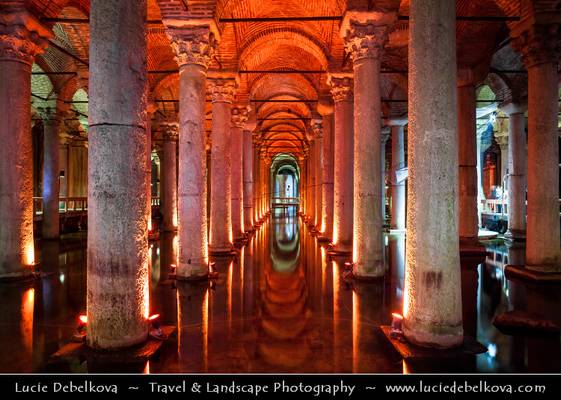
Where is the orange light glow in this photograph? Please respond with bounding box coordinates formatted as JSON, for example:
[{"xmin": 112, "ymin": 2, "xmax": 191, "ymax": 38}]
[
  {"xmin": 78, "ymin": 314, "xmax": 88, "ymax": 324},
  {"xmin": 392, "ymin": 312, "xmax": 403, "ymax": 320},
  {"xmin": 148, "ymin": 313, "xmax": 160, "ymax": 321},
  {"xmin": 142, "ymin": 257, "xmax": 150, "ymax": 319},
  {"xmin": 143, "ymin": 361, "xmax": 150, "ymax": 374},
  {"xmin": 202, "ymin": 288, "xmax": 209, "ymax": 372},
  {"xmin": 24, "ymin": 243, "xmax": 35, "ymax": 266},
  {"xmin": 352, "ymin": 290, "xmax": 359, "ymax": 372},
  {"xmin": 21, "ymin": 288, "xmax": 34, "ymax": 354}
]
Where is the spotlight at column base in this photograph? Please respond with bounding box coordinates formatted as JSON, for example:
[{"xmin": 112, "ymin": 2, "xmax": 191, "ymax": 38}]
[
  {"xmin": 505, "ymin": 264, "xmax": 561, "ymax": 283},
  {"xmin": 402, "ymin": 321, "xmax": 464, "ymax": 350}
]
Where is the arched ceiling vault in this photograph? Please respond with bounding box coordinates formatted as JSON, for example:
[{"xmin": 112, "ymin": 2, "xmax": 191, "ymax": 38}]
[{"xmin": 24, "ymin": 0, "xmax": 560, "ymax": 155}]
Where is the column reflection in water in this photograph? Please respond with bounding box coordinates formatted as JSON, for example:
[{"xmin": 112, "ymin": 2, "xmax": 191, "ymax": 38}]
[
  {"xmin": 177, "ymin": 282, "xmax": 209, "ymax": 371},
  {"xmin": 257, "ymin": 207, "xmax": 311, "ymax": 369}
]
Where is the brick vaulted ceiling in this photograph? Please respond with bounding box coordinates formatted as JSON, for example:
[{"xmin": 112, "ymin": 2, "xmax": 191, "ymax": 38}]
[{"xmin": 21, "ymin": 0, "xmax": 560, "ymax": 157}]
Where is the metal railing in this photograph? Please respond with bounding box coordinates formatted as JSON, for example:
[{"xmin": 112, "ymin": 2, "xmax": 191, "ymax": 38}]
[
  {"xmin": 271, "ymin": 197, "xmax": 300, "ymax": 207},
  {"xmin": 33, "ymin": 197, "xmax": 88, "ymax": 216}
]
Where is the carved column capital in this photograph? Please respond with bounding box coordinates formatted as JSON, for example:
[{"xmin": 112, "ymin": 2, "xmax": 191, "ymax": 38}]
[
  {"xmin": 340, "ymin": 11, "xmax": 395, "ymax": 62},
  {"xmin": 165, "ymin": 26, "xmax": 217, "ymax": 69},
  {"xmin": 512, "ymin": 24, "xmax": 560, "ymax": 68},
  {"xmin": 207, "ymin": 77, "xmax": 237, "ymax": 103},
  {"xmin": 310, "ymin": 118, "xmax": 323, "ymax": 138},
  {"xmin": 231, "ymin": 105, "xmax": 249, "ymax": 128},
  {"xmin": 327, "ymin": 73, "xmax": 354, "ymax": 103},
  {"xmin": 381, "ymin": 126, "xmax": 391, "ymax": 144},
  {"xmin": 160, "ymin": 122, "xmax": 179, "ymax": 141},
  {"xmin": 0, "ymin": 8, "xmax": 52, "ymax": 65}
]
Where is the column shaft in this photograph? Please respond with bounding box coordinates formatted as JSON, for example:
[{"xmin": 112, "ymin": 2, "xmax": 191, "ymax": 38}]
[
  {"xmin": 329, "ymin": 76, "xmax": 354, "ymax": 253},
  {"xmin": 243, "ymin": 130, "xmax": 253, "ymax": 230},
  {"xmin": 230, "ymin": 106, "xmax": 247, "ymax": 241},
  {"xmin": 505, "ymin": 110, "xmax": 526, "ymax": 240},
  {"xmin": 526, "ymin": 62, "xmax": 560, "ymax": 270},
  {"xmin": 352, "ymin": 55, "xmax": 383, "ymax": 276},
  {"xmin": 403, "ymin": 0, "xmax": 463, "ymax": 348},
  {"xmin": 87, "ymin": 0, "xmax": 149, "ymax": 349},
  {"xmin": 42, "ymin": 114, "xmax": 61, "ymax": 239},
  {"xmin": 315, "ymin": 134, "xmax": 323, "ymax": 228},
  {"xmin": 457, "ymin": 81, "xmax": 479, "ymax": 241},
  {"xmin": 162, "ymin": 125, "xmax": 178, "ymax": 232},
  {"xmin": 321, "ymin": 112, "xmax": 334, "ymax": 237},
  {"xmin": 390, "ymin": 124, "xmax": 406, "ymax": 230}
]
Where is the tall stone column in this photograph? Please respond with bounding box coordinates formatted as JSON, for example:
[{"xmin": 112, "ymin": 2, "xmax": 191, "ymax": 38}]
[
  {"xmin": 514, "ymin": 25, "xmax": 561, "ymax": 273},
  {"xmin": 165, "ymin": 24, "xmax": 217, "ymax": 279},
  {"xmin": 403, "ymin": 0, "xmax": 463, "ymax": 348},
  {"xmin": 502, "ymin": 103, "xmax": 526, "ymax": 241},
  {"xmin": 314, "ymin": 122, "xmax": 323, "ymax": 229},
  {"xmin": 388, "ymin": 119, "xmax": 407, "ymax": 230},
  {"xmin": 381, "ymin": 128, "xmax": 390, "ymax": 226},
  {"xmin": 328, "ymin": 74, "xmax": 354, "ymax": 254},
  {"xmin": 0, "ymin": 8, "xmax": 50, "ymax": 278},
  {"xmin": 243, "ymin": 117, "xmax": 256, "ymax": 231},
  {"xmin": 208, "ymin": 75, "xmax": 237, "ymax": 254},
  {"xmin": 341, "ymin": 13, "xmax": 394, "ymax": 276},
  {"xmin": 253, "ymin": 145, "xmax": 261, "ymax": 223},
  {"xmin": 317, "ymin": 100, "xmax": 334, "ymax": 238},
  {"xmin": 39, "ymin": 108, "xmax": 62, "ymax": 239},
  {"xmin": 457, "ymin": 69, "xmax": 480, "ymax": 246},
  {"xmin": 161, "ymin": 122, "xmax": 178, "ymax": 232},
  {"xmin": 87, "ymin": 0, "xmax": 149, "ymax": 349},
  {"xmin": 230, "ymin": 105, "xmax": 248, "ymax": 241},
  {"xmin": 146, "ymin": 102, "xmax": 157, "ymax": 233}
]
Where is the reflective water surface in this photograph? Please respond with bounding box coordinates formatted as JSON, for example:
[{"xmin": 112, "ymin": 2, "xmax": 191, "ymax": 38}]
[{"xmin": 1, "ymin": 207, "xmax": 560, "ymax": 373}]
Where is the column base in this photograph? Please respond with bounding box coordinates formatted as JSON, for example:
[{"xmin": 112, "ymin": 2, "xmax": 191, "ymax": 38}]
[
  {"xmin": 402, "ymin": 322, "xmax": 464, "ymax": 349},
  {"xmin": 209, "ymin": 245, "xmax": 236, "ymax": 256},
  {"xmin": 504, "ymin": 229, "xmax": 526, "ymax": 242},
  {"xmin": 459, "ymin": 237, "xmax": 486, "ymax": 257},
  {"xmin": 505, "ymin": 264, "xmax": 561, "ymax": 283},
  {"xmin": 327, "ymin": 243, "xmax": 352, "ymax": 255},
  {"xmin": 0, "ymin": 268, "xmax": 37, "ymax": 283},
  {"xmin": 380, "ymin": 326, "xmax": 486, "ymax": 359},
  {"xmin": 316, "ymin": 234, "xmax": 331, "ymax": 243}
]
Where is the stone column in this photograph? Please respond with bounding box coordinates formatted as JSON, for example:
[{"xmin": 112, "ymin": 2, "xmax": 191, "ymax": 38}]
[
  {"xmin": 39, "ymin": 108, "xmax": 62, "ymax": 239},
  {"xmin": 341, "ymin": 13, "xmax": 394, "ymax": 276},
  {"xmin": 243, "ymin": 117, "xmax": 256, "ymax": 231},
  {"xmin": 314, "ymin": 123, "xmax": 323, "ymax": 229},
  {"xmin": 161, "ymin": 122, "xmax": 178, "ymax": 232},
  {"xmin": 514, "ymin": 25, "xmax": 561, "ymax": 273},
  {"xmin": 0, "ymin": 8, "xmax": 50, "ymax": 278},
  {"xmin": 381, "ymin": 128, "xmax": 390, "ymax": 226},
  {"xmin": 502, "ymin": 103, "xmax": 526, "ymax": 241},
  {"xmin": 208, "ymin": 75, "xmax": 237, "ymax": 254},
  {"xmin": 165, "ymin": 24, "xmax": 217, "ymax": 279},
  {"xmin": 403, "ymin": 0, "xmax": 463, "ymax": 348},
  {"xmin": 328, "ymin": 74, "xmax": 354, "ymax": 254},
  {"xmin": 87, "ymin": 0, "xmax": 149, "ymax": 349},
  {"xmin": 253, "ymin": 144, "xmax": 261, "ymax": 223},
  {"xmin": 146, "ymin": 102, "xmax": 157, "ymax": 233},
  {"xmin": 317, "ymin": 100, "xmax": 334, "ymax": 238},
  {"xmin": 457, "ymin": 69, "xmax": 480, "ymax": 245},
  {"xmin": 388, "ymin": 119, "xmax": 407, "ymax": 230},
  {"xmin": 59, "ymin": 134, "xmax": 71, "ymax": 198},
  {"xmin": 496, "ymin": 134, "xmax": 509, "ymax": 184},
  {"xmin": 231, "ymin": 105, "xmax": 248, "ymax": 241}
]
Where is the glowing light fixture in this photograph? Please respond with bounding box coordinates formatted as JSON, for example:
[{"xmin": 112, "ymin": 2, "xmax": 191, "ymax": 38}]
[{"xmin": 390, "ymin": 312, "xmax": 403, "ymax": 338}]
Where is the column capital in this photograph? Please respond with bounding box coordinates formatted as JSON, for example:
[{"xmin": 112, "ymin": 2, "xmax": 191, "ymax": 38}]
[
  {"xmin": 160, "ymin": 122, "xmax": 179, "ymax": 141},
  {"xmin": 327, "ymin": 73, "xmax": 353, "ymax": 103},
  {"xmin": 165, "ymin": 25, "xmax": 218, "ymax": 69},
  {"xmin": 207, "ymin": 74, "xmax": 238, "ymax": 103},
  {"xmin": 340, "ymin": 11, "xmax": 396, "ymax": 62},
  {"xmin": 495, "ymin": 132, "xmax": 508, "ymax": 150},
  {"xmin": 231, "ymin": 104, "xmax": 249, "ymax": 128},
  {"xmin": 310, "ymin": 118, "xmax": 323, "ymax": 138},
  {"xmin": 381, "ymin": 126, "xmax": 391, "ymax": 143},
  {"xmin": 512, "ymin": 24, "xmax": 560, "ymax": 68},
  {"xmin": 0, "ymin": 8, "xmax": 52, "ymax": 65}
]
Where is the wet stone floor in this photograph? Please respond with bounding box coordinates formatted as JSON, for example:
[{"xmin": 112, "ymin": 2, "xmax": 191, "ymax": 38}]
[{"xmin": 1, "ymin": 207, "xmax": 560, "ymax": 373}]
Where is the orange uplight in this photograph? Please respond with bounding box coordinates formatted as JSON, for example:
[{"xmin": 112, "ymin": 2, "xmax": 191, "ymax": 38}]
[
  {"xmin": 78, "ymin": 314, "xmax": 88, "ymax": 325},
  {"xmin": 391, "ymin": 312, "xmax": 403, "ymax": 320},
  {"xmin": 148, "ymin": 313, "xmax": 160, "ymax": 321},
  {"xmin": 24, "ymin": 244, "xmax": 35, "ymax": 266}
]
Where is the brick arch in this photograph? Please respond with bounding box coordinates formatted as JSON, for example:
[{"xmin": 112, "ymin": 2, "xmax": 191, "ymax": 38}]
[{"xmin": 239, "ymin": 28, "xmax": 329, "ymax": 71}]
